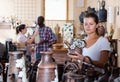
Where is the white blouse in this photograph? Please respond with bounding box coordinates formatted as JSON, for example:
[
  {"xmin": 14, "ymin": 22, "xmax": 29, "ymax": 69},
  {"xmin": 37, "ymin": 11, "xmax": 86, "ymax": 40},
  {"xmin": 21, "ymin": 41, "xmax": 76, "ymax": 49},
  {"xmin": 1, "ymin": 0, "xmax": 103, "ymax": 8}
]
[
  {"xmin": 17, "ymin": 33, "xmax": 27, "ymax": 43},
  {"xmin": 82, "ymin": 36, "xmax": 111, "ymax": 61}
]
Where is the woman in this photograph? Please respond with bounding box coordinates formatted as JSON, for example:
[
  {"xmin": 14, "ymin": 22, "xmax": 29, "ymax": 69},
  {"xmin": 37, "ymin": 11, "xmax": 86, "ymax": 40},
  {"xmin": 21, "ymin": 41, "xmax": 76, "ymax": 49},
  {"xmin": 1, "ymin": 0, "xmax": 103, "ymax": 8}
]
[
  {"xmin": 67, "ymin": 13, "xmax": 111, "ymax": 68},
  {"xmin": 16, "ymin": 24, "xmax": 38, "ymax": 61},
  {"xmin": 16, "ymin": 24, "xmax": 38, "ymax": 44}
]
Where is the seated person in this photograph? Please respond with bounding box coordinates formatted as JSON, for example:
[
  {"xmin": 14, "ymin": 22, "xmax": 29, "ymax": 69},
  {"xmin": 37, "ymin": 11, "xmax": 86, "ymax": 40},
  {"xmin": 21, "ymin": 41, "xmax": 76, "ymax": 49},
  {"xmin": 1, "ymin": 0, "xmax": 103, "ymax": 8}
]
[{"xmin": 67, "ymin": 12, "xmax": 111, "ymax": 68}]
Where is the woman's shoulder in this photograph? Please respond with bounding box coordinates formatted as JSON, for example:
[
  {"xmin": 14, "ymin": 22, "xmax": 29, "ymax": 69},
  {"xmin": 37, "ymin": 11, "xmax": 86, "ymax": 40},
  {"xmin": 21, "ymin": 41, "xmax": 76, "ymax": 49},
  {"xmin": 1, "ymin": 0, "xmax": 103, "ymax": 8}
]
[
  {"xmin": 99, "ymin": 36, "xmax": 109, "ymax": 42},
  {"xmin": 98, "ymin": 36, "xmax": 111, "ymax": 51},
  {"xmin": 98, "ymin": 36, "xmax": 110, "ymax": 47}
]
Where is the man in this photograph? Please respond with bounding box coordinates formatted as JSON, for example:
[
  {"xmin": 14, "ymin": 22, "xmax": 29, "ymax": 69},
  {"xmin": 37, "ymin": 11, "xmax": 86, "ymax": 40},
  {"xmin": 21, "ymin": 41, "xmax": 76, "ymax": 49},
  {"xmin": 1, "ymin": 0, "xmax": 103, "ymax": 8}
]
[{"xmin": 35, "ymin": 16, "xmax": 56, "ymax": 59}]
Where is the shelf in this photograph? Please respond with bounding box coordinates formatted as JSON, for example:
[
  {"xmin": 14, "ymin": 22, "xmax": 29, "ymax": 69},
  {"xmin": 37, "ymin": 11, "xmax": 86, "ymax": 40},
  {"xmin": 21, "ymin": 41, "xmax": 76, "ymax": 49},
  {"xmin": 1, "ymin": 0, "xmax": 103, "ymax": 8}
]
[{"xmin": 0, "ymin": 22, "xmax": 11, "ymax": 29}]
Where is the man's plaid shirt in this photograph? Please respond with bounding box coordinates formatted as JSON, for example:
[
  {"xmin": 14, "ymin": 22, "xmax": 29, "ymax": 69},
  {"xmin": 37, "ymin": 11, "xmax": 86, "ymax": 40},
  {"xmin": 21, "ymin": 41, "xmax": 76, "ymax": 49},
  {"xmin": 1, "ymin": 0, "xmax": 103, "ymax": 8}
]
[{"xmin": 35, "ymin": 26, "xmax": 55, "ymax": 54}]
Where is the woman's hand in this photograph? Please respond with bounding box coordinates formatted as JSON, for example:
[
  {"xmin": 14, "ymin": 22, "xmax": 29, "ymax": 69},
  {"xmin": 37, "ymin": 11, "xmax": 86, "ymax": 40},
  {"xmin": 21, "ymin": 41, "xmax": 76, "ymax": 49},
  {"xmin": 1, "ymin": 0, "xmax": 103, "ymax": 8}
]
[
  {"xmin": 74, "ymin": 51, "xmax": 84, "ymax": 60},
  {"xmin": 67, "ymin": 53, "xmax": 79, "ymax": 59},
  {"xmin": 67, "ymin": 51, "xmax": 84, "ymax": 60},
  {"xmin": 34, "ymin": 30, "xmax": 39, "ymax": 36}
]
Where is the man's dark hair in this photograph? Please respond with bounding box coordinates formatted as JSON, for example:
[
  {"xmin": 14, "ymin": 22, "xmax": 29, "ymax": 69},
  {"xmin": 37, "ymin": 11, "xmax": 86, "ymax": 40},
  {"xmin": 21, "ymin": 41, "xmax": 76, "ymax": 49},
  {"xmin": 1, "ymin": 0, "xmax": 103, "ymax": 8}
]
[{"xmin": 37, "ymin": 16, "xmax": 44, "ymax": 23}]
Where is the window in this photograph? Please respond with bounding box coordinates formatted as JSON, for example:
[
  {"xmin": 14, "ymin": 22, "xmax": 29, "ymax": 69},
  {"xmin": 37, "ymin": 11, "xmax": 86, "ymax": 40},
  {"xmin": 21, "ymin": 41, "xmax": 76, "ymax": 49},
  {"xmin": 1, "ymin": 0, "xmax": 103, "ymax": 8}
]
[{"xmin": 45, "ymin": 0, "xmax": 67, "ymax": 20}]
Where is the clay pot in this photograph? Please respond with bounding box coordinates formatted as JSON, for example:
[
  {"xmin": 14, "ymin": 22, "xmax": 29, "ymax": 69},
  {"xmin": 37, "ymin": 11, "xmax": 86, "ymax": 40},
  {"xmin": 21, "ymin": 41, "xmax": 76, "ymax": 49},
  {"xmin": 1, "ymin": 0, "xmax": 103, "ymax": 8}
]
[
  {"xmin": 8, "ymin": 51, "xmax": 24, "ymax": 82},
  {"xmin": 97, "ymin": 8, "xmax": 107, "ymax": 22},
  {"xmin": 37, "ymin": 51, "xmax": 56, "ymax": 82},
  {"xmin": 63, "ymin": 72, "xmax": 85, "ymax": 82}
]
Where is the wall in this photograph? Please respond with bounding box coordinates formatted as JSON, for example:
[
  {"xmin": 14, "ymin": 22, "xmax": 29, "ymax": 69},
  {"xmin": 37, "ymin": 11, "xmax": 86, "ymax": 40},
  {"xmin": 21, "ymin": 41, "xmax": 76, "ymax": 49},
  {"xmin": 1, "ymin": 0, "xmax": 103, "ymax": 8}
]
[{"xmin": 0, "ymin": 23, "xmax": 18, "ymax": 44}]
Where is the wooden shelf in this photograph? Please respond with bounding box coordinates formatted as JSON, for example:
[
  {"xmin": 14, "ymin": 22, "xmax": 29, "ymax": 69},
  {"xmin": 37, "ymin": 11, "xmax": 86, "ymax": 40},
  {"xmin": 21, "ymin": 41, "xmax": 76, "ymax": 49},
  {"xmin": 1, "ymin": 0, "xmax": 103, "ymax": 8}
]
[{"xmin": 0, "ymin": 22, "xmax": 11, "ymax": 29}]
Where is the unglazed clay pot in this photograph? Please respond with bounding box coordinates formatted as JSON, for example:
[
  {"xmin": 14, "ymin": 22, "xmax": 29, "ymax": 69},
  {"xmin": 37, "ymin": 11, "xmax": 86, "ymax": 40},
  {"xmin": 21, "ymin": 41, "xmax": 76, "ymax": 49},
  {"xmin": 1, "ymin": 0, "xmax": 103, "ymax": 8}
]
[
  {"xmin": 37, "ymin": 51, "xmax": 56, "ymax": 82},
  {"xmin": 8, "ymin": 51, "xmax": 24, "ymax": 82},
  {"xmin": 97, "ymin": 0, "xmax": 107, "ymax": 22},
  {"xmin": 63, "ymin": 72, "xmax": 85, "ymax": 82}
]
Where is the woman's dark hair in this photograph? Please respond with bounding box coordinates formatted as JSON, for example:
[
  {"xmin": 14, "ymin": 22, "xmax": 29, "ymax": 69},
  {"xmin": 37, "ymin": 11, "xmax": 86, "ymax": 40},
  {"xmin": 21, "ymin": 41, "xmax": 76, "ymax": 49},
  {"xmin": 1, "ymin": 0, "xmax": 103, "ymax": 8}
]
[
  {"xmin": 84, "ymin": 12, "xmax": 99, "ymax": 24},
  {"xmin": 16, "ymin": 24, "xmax": 26, "ymax": 34}
]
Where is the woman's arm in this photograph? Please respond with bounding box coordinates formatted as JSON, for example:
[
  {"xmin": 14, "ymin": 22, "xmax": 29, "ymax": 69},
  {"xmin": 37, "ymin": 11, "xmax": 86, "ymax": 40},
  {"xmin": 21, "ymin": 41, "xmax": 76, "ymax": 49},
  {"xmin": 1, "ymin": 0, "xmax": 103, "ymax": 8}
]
[
  {"xmin": 67, "ymin": 50, "xmax": 109, "ymax": 68},
  {"xmin": 26, "ymin": 30, "xmax": 38, "ymax": 44},
  {"xmin": 92, "ymin": 50, "xmax": 109, "ymax": 67}
]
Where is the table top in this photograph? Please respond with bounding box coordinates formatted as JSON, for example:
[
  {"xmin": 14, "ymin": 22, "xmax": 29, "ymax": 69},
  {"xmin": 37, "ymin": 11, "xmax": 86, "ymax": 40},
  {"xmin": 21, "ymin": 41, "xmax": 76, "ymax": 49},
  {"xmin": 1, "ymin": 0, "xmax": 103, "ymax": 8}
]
[{"xmin": 52, "ymin": 48, "xmax": 68, "ymax": 53}]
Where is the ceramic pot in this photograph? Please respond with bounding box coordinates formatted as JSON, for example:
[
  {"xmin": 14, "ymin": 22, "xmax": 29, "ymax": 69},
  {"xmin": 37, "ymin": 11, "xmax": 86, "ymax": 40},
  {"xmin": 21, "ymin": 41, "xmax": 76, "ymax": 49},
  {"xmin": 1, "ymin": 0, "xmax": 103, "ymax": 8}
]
[
  {"xmin": 97, "ymin": 0, "xmax": 107, "ymax": 22},
  {"xmin": 63, "ymin": 72, "xmax": 85, "ymax": 82},
  {"xmin": 97, "ymin": 8, "xmax": 107, "ymax": 22},
  {"xmin": 7, "ymin": 51, "xmax": 24, "ymax": 82},
  {"xmin": 37, "ymin": 51, "xmax": 56, "ymax": 82}
]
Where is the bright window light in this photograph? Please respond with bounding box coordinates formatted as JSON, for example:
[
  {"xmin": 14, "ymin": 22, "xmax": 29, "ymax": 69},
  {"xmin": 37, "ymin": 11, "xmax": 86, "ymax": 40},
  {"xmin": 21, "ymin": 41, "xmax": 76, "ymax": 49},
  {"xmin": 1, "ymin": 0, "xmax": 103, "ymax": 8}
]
[{"xmin": 45, "ymin": 0, "xmax": 66, "ymax": 20}]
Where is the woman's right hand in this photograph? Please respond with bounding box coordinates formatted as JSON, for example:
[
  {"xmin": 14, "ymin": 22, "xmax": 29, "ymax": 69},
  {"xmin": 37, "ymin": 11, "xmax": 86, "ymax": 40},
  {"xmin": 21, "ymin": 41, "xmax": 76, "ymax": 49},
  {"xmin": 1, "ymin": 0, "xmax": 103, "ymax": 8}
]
[
  {"xmin": 74, "ymin": 51, "xmax": 84, "ymax": 60},
  {"xmin": 67, "ymin": 53, "xmax": 80, "ymax": 59},
  {"xmin": 67, "ymin": 51, "xmax": 84, "ymax": 60}
]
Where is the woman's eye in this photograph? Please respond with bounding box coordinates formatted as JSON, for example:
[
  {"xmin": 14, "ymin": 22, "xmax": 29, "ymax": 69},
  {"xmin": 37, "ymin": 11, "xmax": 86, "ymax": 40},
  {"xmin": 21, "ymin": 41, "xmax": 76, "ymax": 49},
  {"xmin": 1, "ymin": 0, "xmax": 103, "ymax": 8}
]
[
  {"xmin": 84, "ymin": 23, "xmax": 88, "ymax": 26},
  {"xmin": 90, "ymin": 23, "xmax": 93, "ymax": 25}
]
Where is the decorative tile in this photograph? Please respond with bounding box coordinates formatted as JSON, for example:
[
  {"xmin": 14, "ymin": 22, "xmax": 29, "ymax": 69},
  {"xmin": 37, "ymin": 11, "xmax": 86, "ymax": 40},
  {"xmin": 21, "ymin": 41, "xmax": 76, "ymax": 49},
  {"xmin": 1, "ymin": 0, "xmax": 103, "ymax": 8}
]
[{"xmin": 63, "ymin": 23, "xmax": 74, "ymax": 48}]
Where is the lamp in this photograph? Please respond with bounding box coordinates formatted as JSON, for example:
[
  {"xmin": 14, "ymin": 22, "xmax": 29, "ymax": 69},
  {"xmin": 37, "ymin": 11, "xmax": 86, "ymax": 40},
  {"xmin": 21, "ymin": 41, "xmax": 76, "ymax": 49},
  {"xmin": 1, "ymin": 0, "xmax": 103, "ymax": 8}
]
[{"xmin": 112, "ymin": 27, "xmax": 120, "ymax": 40}]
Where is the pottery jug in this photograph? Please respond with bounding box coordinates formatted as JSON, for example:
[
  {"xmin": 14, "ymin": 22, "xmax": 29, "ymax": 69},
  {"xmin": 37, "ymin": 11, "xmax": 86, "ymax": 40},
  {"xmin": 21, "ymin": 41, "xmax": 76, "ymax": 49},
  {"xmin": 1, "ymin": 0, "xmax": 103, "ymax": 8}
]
[{"xmin": 37, "ymin": 51, "xmax": 56, "ymax": 82}]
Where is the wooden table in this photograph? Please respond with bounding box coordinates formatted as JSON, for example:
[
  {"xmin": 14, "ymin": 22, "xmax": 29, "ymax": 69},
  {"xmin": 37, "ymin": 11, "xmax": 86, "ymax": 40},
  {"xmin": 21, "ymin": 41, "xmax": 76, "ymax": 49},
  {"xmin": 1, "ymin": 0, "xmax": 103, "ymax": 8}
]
[
  {"xmin": 52, "ymin": 48, "xmax": 70, "ymax": 82},
  {"xmin": 52, "ymin": 48, "xmax": 70, "ymax": 65}
]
